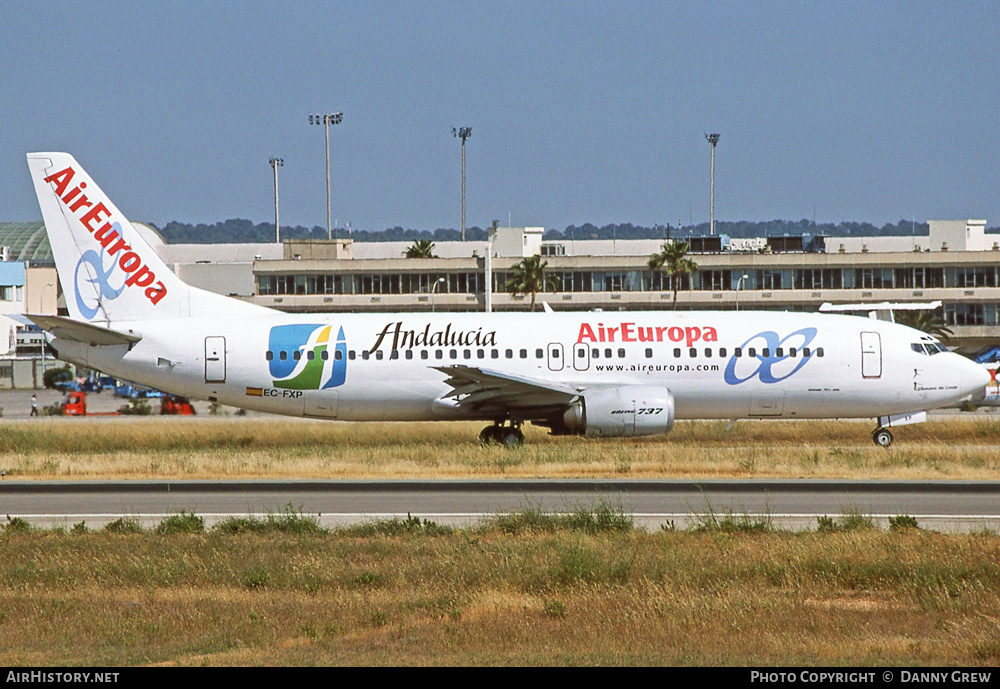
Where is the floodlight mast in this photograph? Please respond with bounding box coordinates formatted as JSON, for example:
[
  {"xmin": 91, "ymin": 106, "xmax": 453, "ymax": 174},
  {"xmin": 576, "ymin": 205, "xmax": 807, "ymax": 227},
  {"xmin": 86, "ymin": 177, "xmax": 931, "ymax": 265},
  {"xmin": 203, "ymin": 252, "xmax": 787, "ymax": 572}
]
[
  {"xmin": 269, "ymin": 157, "xmax": 284, "ymax": 243},
  {"xmin": 309, "ymin": 112, "xmax": 343, "ymax": 239},
  {"xmin": 705, "ymin": 132, "xmax": 720, "ymax": 236},
  {"xmin": 453, "ymin": 126, "xmax": 472, "ymax": 241}
]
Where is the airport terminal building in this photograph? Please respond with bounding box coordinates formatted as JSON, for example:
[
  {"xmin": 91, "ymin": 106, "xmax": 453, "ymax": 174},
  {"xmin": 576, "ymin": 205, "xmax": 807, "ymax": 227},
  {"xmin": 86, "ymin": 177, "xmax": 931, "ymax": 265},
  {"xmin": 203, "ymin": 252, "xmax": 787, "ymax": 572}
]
[{"xmin": 240, "ymin": 220, "xmax": 999, "ymax": 353}]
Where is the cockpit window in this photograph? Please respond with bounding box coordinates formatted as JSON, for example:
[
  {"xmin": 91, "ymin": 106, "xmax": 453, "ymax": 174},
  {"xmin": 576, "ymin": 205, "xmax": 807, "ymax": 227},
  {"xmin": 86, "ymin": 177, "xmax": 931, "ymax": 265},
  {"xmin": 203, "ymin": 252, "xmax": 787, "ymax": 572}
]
[{"xmin": 913, "ymin": 342, "xmax": 947, "ymax": 355}]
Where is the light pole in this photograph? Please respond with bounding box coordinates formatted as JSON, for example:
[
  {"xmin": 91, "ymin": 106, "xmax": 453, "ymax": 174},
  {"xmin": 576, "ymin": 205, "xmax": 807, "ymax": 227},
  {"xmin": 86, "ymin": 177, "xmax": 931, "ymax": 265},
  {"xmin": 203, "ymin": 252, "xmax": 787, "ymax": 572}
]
[
  {"xmin": 485, "ymin": 219, "xmax": 498, "ymax": 314},
  {"xmin": 269, "ymin": 157, "xmax": 283, "ymax": 243},
  {"xmin": 309, "ymin": 112, "xmax": 343, "ymax": 239},
  {"xmin": 705, "ymin": 133, "xmax": 720, "ymax": 236},
  {"xmin": 735, "ymin": 273, "xmax": 748, "ymax": 311},
  {"xmin": 453, "ymin": 126, "xmax": 472, "ymax": 241},
  {"xmin": 431, "ymin": 277, "xmax": 446, "ymax": 313}
]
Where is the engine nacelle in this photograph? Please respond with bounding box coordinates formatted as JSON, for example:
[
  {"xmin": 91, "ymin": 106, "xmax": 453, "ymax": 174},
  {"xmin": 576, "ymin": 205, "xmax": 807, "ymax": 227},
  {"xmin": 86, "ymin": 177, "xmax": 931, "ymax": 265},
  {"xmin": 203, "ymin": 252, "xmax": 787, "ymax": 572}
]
[{"xmin": 558, "ymin": 385, "xmax": 675, "ymax": 438}]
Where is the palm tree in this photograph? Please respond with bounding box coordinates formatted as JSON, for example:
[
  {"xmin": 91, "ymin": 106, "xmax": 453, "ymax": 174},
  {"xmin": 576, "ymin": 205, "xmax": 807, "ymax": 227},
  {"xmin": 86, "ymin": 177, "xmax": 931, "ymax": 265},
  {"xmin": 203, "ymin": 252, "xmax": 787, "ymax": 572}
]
[
  {"xmin": 648, "ymin": 241, "xmax": 698, "ymax": 309},
  {"xmin": 404, "ymin": 239, "xmax": 437, "ymax": 258},
  {"xmin": 896, "ymin": 309, "xmax": 954, "ymax": 343},
  {"xmin": 506, "ymin": 255, "xmax": 560, "ymax": 312}
]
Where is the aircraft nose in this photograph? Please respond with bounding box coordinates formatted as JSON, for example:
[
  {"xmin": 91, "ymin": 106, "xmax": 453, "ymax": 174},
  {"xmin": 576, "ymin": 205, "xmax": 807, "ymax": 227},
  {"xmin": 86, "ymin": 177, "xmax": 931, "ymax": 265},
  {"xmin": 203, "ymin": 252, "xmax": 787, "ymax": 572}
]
[{"xmin": 965, "ymin": 359, "xmax": 992, "ymax": 394}]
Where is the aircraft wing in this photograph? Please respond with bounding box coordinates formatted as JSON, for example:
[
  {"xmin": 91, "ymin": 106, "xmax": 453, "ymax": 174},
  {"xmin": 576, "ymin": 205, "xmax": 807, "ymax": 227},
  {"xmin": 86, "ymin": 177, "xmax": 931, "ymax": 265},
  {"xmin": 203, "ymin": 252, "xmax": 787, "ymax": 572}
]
[
  {"xmin": 25, "ymin": 314, "xmax": 142, "ymax": 347},
  {"xmin": 434, "ymin": 365, "xmax": 582, "ymax": 417}
]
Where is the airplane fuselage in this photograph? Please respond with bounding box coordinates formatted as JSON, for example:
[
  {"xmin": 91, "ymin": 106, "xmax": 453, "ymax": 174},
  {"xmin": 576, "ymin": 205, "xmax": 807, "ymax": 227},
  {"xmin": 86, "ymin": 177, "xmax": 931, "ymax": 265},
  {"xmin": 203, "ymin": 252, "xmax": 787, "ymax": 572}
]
[{"xmin": 53, "ymin": 310, "xmax": 980, "ymax": 424}]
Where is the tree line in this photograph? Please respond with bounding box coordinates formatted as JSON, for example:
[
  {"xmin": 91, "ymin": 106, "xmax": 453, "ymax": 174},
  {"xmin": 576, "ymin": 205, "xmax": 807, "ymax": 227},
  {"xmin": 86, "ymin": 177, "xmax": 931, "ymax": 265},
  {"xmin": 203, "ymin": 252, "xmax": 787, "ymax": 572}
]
[{"xmin": 153, "ymin": 218, "xmax": 991, "ymax": 245}]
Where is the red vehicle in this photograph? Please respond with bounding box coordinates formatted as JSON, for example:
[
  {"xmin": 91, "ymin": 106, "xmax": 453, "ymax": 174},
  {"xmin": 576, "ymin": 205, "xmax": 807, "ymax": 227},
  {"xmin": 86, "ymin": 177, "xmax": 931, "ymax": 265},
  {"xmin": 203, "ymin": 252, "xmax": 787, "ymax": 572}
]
[
  {"xmin": 61, "ymin": 392, "xmax": 87, "ymax": 416},
  {"xmin": 60, "ymin": 392, "xmax": 119, "ymax": 416},
  {"xmin": 160, "ymin": 395, "xmax": 195, "ymax": 415}
]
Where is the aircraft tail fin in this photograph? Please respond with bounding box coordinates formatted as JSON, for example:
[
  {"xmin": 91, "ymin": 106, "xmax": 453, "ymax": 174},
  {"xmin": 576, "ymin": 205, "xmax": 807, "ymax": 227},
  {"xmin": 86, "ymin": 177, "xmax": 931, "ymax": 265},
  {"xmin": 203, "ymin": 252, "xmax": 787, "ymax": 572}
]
[{"xmin": 26, "ymin": 152, "xmax": 268, "ymax": 324}]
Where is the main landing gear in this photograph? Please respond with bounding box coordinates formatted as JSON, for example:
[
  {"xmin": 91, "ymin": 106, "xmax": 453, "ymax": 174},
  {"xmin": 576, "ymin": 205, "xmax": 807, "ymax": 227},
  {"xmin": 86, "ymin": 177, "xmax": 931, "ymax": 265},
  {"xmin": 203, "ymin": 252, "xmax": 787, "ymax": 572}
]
[
  {"xmin": 871, "ymin": 427, "xmax": 894, "ymax": 448},
  {"xmin": 479, "ymin": 422, "xmax": 525, "ymax": 448}
]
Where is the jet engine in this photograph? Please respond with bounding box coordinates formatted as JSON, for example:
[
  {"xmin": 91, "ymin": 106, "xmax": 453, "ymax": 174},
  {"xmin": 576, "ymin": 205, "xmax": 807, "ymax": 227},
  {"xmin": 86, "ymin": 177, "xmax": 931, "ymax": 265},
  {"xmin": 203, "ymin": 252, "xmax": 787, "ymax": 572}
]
[{"xmin": 547, "ymin": 385, "xmax": 675, "ymax": 438}]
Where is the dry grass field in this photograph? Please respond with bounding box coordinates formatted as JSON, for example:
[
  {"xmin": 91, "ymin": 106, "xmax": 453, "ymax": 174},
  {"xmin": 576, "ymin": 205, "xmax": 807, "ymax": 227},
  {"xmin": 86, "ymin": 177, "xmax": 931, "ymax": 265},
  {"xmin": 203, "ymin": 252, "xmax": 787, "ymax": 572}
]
[
  {"xmin": 1, "ymin": 511, "xmax": 998, "ymax": 666},
  {"xmin": 1, "ymin": 416, "xmax": 1000, "ymax": 480},
  {"xmin": 3, "ymin": 416, "xmax": 999, "ymax": 666}
]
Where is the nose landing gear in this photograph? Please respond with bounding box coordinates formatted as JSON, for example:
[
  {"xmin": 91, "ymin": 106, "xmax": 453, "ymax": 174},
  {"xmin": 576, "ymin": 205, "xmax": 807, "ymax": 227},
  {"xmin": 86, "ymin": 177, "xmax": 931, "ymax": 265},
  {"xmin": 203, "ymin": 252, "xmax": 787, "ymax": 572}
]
[{"xmin": 479, "ymin": 422, "xmax": 525, "ymax": 448}]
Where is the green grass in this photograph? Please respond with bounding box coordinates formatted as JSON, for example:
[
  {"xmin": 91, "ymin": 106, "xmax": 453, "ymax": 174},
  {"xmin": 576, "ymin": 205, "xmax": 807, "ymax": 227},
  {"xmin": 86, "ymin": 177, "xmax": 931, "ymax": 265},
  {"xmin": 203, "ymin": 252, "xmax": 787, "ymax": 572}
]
[{"xmin": 213, "ymin": 504, "xmax": 325, "ymax": 535}]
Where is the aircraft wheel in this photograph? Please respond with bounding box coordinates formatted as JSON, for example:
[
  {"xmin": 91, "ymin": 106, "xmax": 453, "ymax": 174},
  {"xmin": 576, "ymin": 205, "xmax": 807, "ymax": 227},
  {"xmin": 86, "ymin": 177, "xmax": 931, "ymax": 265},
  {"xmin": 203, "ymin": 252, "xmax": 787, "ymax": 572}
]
[
  {"xmin": 501, "ymin": 428, "xmax": 525, "ymax": 448},
  {"xmin": 479, "ymin": 425, "xmax": 503, "ymax": 446},
  {"xmin": 872, "ymin": 428, "xmax": 893, "ymax": 448}
]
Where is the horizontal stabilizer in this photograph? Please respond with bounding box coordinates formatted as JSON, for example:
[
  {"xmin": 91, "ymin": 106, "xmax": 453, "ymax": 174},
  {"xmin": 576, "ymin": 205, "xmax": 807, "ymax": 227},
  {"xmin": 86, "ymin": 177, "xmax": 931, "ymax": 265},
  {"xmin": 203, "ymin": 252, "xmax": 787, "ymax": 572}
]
[{"xmin": 26, "ymin": 314, "xmax": 141, "ymax": 347}]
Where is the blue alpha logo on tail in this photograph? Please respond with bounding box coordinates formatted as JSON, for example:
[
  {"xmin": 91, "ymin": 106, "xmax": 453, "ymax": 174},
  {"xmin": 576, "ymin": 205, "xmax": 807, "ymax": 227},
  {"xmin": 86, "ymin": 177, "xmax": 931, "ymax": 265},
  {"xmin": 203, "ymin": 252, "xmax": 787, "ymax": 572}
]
[
  {"xmin": 74, "ymin": 239, "xmax": 126, "ymax": 319},
  {"xmin": 268, "ymin": 324, "xmax": 347, "ymax": 390}
]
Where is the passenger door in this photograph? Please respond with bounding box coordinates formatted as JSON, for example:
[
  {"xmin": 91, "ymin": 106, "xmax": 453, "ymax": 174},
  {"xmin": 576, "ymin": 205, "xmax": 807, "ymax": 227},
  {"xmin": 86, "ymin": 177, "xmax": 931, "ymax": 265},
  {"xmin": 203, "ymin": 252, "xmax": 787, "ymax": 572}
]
[
  {"xmin": 205, "ymin": 336, "xmax": 226, "ymax": 383},
  {"xmin": 861, "ymin": 331, "xmax": 882, "ymax": 379}
]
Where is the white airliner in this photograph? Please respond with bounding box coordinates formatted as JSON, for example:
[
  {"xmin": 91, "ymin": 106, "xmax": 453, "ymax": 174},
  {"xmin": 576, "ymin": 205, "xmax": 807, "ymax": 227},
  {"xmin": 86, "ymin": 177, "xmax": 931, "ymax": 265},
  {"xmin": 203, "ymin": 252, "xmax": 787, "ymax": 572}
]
[{"xmin": 25, "ymin": 152, "xmax": 990, "ymax": 447}]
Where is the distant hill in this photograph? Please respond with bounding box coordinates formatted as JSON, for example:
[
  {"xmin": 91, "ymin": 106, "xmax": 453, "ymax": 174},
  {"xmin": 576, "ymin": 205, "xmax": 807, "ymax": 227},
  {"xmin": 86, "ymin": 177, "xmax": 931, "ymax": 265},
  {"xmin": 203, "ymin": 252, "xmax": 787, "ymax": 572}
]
[{"xmin": 155, "ymin": 218, "xmax": 997, "ymax": 244}]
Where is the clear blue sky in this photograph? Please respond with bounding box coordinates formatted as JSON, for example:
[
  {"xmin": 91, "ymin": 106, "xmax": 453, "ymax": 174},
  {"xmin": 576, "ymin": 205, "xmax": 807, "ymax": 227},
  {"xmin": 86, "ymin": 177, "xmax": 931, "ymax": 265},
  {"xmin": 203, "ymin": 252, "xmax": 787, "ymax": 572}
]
[{"xmin": 2, "ymin": 1, "xmax": 998, "ymax": 232}]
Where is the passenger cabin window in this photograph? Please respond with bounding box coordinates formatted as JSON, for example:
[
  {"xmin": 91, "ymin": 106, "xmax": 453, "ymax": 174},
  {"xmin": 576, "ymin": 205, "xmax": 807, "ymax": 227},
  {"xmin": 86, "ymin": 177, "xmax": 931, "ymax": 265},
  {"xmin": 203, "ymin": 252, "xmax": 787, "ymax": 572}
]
[
  {"xmin": 375, "ymin": 351, "xmax": 384, "ymax": 360},
  {"xmin": 617, "ymin": 348, "xmax": 625, "ymax": 358},
  {"xmin": 645, "ymin": 348, "xmax": 653, "ymax": 358},
  {"xmin": 536, "ymin": 349, "xmax": 544, "ymax": 358},
  {"xmin": 266, "ymin": 351, "xmax": 274, "ymax": 361},
  {"xmin": 279, "ymin": 351, "xmax": 288, "ymax": 361}
]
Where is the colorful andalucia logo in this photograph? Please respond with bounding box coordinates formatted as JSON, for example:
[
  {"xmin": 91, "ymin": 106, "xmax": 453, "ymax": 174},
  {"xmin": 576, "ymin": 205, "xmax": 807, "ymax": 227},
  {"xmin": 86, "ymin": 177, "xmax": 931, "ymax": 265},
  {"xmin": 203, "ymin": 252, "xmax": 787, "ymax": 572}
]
[{"xmin": 268, "ymin": 324, "xmax": 347, "ymax": 390}]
